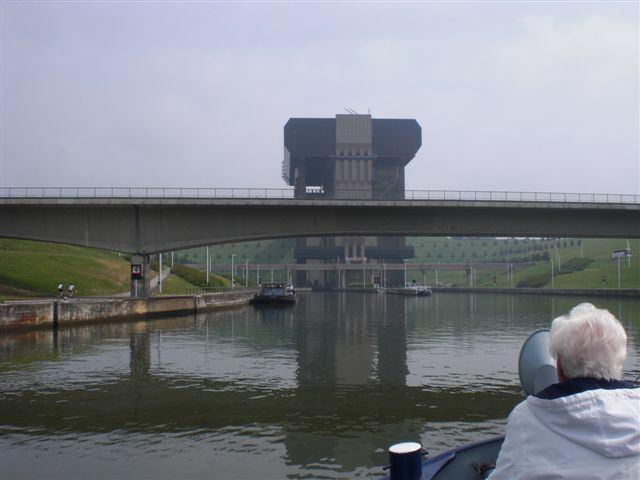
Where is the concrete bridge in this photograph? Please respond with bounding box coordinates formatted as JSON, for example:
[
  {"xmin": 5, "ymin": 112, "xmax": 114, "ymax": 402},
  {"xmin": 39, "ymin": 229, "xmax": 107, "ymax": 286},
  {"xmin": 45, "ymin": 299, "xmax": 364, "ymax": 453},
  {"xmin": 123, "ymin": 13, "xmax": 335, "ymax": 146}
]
[
  {"xmin": 2, "ymin": 196, "xmax": 638, "ymax": 253},
  {"xmin": 2, "ymin": 188, "xmax": 638, "ymax": 295}
]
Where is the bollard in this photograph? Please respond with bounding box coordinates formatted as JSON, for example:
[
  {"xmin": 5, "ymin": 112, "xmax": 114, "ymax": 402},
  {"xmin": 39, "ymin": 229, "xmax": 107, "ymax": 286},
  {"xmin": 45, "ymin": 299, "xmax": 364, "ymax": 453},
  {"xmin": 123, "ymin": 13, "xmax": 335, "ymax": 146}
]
[{"xmin": 388, "ymin": 442, "xmax": 423, "ymax": 480}]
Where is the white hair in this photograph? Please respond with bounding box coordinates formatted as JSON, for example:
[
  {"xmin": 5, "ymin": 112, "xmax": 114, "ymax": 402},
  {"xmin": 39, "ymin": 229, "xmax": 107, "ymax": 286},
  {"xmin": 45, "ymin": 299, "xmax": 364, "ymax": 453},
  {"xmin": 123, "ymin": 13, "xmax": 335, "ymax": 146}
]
[{"xmin": 549, "ymin": 303, "xmax": 627, "ymax": 381}]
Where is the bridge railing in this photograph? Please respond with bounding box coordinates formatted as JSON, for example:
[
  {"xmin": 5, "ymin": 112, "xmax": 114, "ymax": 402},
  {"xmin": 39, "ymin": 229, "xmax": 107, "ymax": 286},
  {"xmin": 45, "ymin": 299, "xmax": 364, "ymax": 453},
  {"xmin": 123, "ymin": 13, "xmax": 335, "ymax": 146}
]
[{"xmin": 1, "ymin": 187, "xmax": 638, "ymax": 204}]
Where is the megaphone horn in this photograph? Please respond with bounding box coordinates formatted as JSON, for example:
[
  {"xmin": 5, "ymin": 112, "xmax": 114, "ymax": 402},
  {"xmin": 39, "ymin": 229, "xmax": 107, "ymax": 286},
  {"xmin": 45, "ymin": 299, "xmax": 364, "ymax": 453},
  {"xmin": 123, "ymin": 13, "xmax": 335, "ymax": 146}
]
[{"xmin": 518, "ymin": 329, "xmax": 559, "ymax": 396}]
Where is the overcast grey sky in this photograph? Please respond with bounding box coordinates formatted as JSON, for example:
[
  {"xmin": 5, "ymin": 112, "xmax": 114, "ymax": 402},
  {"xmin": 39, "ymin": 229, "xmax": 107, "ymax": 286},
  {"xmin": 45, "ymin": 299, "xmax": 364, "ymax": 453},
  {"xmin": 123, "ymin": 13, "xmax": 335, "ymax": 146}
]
[{"xmin": 1, "ymin": 1, "xmax": 638, "ymax": 194}]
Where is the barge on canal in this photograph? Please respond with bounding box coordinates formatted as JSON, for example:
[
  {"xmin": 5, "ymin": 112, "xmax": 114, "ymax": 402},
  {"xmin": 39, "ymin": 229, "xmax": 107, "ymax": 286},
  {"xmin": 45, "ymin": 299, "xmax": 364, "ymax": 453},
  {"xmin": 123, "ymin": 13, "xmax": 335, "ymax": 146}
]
[{"xmin": 250, "ymin": 283, "xmax": 298, "ymax": 306}]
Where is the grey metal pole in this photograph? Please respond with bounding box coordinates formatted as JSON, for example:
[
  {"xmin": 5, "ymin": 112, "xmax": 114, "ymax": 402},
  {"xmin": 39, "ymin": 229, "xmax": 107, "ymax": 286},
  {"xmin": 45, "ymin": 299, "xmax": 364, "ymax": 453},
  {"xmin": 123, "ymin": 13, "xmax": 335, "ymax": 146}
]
[
  {"xmin": 171, "ymin": 251, "xmax": 174, "ymax": 268},
  {"xmin": 158, "ymin": 253, "xmax": 163, "ymax": 293},
  {"xmin": 363, "ymin": 259, "xmax": 366, "ymax": 288},
  {"xmin": 271, "ymin": 269, "xmax": 274, "ymax": 282},
  {"xmin": 245, "ymin": 260, "xmax": 249, "ymax": 288},
  {"xmin": 231, "ymin": 254, "xmax": 235, "ymax": 289},
  {"xmin": 257, "ymin": 264, "xmax": 260, "ymax": 286},
  {"xmin": 617, "ymin": 256, "xmax": 621, "ymax": 288},
  {"xmin": 550, "ymin": 258, "xmax": 554, "ymax": 287},
  {"xmin": 404, "ymin": 260, "xmax": 407, "ymax": 286},
  {"xmin": 206, "ymin": 246, "xmax": 210, "ymax": 284}
]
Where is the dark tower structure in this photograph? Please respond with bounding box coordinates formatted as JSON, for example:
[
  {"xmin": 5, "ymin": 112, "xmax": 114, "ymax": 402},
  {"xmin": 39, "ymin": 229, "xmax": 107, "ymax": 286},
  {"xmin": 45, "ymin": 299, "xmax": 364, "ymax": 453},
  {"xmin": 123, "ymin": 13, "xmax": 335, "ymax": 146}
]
[{"xmin": 283, "ymin": 114, "xmax": 422, "ymax": 287}]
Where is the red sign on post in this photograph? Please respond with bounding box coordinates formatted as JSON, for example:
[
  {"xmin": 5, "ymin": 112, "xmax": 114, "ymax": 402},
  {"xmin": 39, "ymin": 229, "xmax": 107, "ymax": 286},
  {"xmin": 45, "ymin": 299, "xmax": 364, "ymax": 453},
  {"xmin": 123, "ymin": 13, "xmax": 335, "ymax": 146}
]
[{"xmin": 131, "ymin": 264, "xmax": 142, "ymax": 279}]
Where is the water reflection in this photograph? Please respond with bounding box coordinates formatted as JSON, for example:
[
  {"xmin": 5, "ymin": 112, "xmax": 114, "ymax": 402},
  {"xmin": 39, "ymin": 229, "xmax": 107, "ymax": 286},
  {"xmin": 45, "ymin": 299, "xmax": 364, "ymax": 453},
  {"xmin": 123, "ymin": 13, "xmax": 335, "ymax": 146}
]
[{"xmin": 1, "ymin": 293, "xmax": 638, "ymax": 479}]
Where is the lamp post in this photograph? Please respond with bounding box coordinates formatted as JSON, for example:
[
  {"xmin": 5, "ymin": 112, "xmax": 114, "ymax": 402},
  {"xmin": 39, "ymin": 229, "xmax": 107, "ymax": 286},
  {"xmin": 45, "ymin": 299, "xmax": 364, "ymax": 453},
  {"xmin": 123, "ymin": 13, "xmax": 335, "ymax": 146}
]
[
  {"xmin": 158, "ymin": 253, "xmax": 163, "ymax": 293},
  {"xmin": 245, "ymin": 259, "xmax": 249, "ymax": 288},
  {"xmin": 363, "ymin": 257, "xmax": 366, "ymax": 288},
  {"xmin": 206, "ymin": 246, "xmax": 210, "ymax": 285},
  {"xmin": 403, "ymin": 259, "xmax": 407, "ymax": 286},
  {"xmin": 550, "ymin": 258, "xmax": 554, "ymax": 287},
  {"xmin": 231, "ymin": 254, "xmax": 235, "ymax": 289}
]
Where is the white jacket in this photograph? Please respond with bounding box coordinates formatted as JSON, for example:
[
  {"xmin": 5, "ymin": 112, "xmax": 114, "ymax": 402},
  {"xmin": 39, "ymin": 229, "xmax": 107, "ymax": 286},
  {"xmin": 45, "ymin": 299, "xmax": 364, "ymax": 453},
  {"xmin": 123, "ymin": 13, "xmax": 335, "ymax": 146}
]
[{"xmin": 488, "ymin": 385, "xmax": 640, "ymax": 479}]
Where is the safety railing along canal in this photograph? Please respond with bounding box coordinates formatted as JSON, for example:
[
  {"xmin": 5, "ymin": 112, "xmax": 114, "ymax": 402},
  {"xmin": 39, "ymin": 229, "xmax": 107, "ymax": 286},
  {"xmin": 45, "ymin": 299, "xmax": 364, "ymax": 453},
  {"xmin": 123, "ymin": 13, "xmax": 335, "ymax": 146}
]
[
  {"xmin": 186, "ymin": 286, "xmax": 258, "ymax": 297},
  {"xmin": 1, "ymin": 187, "xmax": 639, "ymax": 204}
]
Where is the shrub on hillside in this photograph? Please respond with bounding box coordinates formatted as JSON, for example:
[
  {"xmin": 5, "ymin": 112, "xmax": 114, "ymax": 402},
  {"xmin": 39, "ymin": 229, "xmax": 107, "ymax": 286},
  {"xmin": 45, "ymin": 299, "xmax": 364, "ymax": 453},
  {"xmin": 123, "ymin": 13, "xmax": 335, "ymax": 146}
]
[
  {"xmin": 558, "ymin": 257, "xmax": 593, "ymax": 275},
  {"xmin": 171, "ymin": 264, "xmax": 229, "ymax": 287},
  {"xmin": 171, "ymin": 264, "xmax": 206, "ymax": 286},
  {"xmin": 517, "ymin": 273, "xmax": 551, "ymax": 288}
]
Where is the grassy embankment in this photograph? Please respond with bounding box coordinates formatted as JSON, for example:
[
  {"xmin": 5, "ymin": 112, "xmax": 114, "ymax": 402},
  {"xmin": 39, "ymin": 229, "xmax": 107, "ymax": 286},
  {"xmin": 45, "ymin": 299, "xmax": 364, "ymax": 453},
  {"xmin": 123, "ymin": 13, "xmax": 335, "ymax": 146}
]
[
  {"xmin": 176, "ymin": 239, "xmax": 295, "ymax": 265},
  {"xmin": 0, "ymin": 239, "xmax": 131, "ymax": 300},
  {"xmin": 158, "ymin": 264, "xmax": 232, "ymax": 295},
  {"xmin": 1, "ymin": 237, "xmax": 637, "ymax": 299},
  {"xmin": 0, "ymin": 239, "xmax": 243, "ymax": 300},
  {"xmin": 405, "ymin": 238, "xmax": 639, "ymax": 289}
]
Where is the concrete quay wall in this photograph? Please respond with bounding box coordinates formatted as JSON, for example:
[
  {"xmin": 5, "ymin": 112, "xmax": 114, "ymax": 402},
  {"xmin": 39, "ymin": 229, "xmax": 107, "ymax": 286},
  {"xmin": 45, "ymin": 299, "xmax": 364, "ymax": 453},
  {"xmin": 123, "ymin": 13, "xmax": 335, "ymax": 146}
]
[
  {"xmin": 0, "ymin": 301, "xmax": 54, "ymax": 330},
  {"xmin": 0, "ymin": 290, "xmax": 257, "ymax": 331}
]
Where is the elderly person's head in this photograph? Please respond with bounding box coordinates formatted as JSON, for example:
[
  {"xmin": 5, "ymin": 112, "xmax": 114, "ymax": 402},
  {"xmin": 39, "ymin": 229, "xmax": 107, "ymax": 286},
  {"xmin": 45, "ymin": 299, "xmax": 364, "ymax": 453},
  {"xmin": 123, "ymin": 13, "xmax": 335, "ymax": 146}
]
[{"xmin": 549, "ymin": 303, "xmax": 627, "ymax": 381}]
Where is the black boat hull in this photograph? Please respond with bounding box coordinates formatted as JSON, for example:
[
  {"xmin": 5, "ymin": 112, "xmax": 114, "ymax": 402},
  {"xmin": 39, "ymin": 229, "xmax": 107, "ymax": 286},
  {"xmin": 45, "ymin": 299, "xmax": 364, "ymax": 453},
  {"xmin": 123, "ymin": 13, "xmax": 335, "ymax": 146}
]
[{"xmin": 249, "ymin": 295, "xmax": 298, "ymax": 306}]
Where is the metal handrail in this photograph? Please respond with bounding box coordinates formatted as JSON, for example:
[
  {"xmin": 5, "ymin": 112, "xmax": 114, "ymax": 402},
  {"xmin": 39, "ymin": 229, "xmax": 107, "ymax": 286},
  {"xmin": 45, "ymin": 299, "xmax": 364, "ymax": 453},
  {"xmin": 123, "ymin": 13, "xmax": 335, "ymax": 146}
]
[
  {"xmin": 186, "ymin": 286, "xmax": 257, "ymax": 296},
  {"xmin": 0, "ymin": 187, "xmax": 638, "ymax": 204}
]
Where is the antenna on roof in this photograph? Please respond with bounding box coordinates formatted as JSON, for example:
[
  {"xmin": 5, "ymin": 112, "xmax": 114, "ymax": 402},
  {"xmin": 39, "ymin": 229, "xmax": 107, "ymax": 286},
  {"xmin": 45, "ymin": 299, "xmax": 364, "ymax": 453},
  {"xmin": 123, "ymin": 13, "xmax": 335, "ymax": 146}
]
[{"xmin": 344, "ymin": 107, "xmax": 359, "ymax": 115}]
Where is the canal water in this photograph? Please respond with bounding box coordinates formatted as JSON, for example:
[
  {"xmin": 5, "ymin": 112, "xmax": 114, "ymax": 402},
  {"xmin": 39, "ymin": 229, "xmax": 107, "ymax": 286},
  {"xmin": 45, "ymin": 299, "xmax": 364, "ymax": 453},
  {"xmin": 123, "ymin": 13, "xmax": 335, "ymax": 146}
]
[{"xmin": 1, "ymin": 292, "xmax": 639, "ymax": 479}]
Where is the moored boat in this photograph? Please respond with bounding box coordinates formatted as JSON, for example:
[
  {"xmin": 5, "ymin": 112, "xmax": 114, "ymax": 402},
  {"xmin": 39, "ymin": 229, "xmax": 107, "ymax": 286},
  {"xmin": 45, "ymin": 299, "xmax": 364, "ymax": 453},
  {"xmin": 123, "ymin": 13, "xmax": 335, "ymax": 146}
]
[
  {"xmin": 385, "ymin": 285, "xmax": 432, "ymax": 296},
  {"xmin": 250, "ymin": 283, "xmax": 298, "ymax": 305}
]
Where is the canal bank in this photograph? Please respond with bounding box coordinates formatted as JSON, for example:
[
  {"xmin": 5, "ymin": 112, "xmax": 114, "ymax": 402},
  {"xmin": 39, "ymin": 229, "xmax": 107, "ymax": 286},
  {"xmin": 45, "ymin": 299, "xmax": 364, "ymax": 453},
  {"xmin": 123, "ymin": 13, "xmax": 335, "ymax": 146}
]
[
  {"xmin": 317, "ymin": 286, "xmax": 639, "ymax": 298},
  {"xmin": 0, "ymin": 290, "xmax": 257, "ymax": 331},
  {"xmin": 431, "ymin": 286, "xmax": 640, "ymax": 297}
]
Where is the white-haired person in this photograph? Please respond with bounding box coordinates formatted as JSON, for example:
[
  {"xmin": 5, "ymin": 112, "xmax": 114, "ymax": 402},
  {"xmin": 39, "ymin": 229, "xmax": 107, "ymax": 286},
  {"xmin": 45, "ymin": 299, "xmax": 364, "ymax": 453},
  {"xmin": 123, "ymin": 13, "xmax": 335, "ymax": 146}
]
[{"xmin": 488, "ymin": 302, "xmax": 639, "ymax": 479}]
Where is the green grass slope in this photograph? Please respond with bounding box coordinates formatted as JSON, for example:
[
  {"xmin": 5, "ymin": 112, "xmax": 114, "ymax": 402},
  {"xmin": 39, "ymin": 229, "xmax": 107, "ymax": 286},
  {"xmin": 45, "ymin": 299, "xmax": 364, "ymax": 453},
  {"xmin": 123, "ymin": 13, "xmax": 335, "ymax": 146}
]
[
  {"xmin": 1, "ymin": 237, "xmax": 636, "ymax": 300},
  {"xmin": 0, "ymin": 239, "xmax": 130, "ymax": 299},
  {"xmin": 155, "ymin": 273, "xmax": 197, "ymax": 295},
  {"xmin": 176, "ymin": 239, "xmax": 295, "ymax": 265}
]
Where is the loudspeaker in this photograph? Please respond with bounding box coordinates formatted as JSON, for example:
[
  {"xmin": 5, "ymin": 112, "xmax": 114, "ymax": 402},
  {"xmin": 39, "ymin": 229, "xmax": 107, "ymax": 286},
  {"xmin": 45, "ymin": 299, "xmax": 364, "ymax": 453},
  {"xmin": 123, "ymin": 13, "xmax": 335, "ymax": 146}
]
[{"xmin": 518, "ymin": 329, "xmax": 558, "ymax": 395}]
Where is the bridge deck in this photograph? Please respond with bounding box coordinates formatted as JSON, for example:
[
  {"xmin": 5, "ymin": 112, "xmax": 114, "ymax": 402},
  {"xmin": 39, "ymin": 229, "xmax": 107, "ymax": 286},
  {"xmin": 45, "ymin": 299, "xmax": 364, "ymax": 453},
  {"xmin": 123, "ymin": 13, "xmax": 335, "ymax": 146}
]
[
  {"xmin": 2, "ymin": 195, "xmax": 639, "ymax": 253},
  {"xmin": 3, "ymin": 197, "xmax": 639, "ymax": 211}
]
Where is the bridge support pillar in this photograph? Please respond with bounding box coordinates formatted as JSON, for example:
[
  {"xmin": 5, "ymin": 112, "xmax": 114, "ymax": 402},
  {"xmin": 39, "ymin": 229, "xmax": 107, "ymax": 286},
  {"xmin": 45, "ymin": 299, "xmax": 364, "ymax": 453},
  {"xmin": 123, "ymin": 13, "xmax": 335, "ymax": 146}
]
[{"xmin": 130, "ymin": 254, "xmax": 151, "ymax": 298}]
